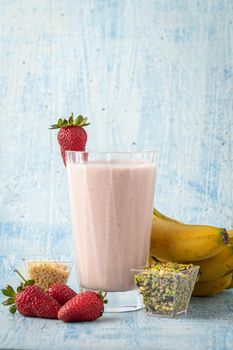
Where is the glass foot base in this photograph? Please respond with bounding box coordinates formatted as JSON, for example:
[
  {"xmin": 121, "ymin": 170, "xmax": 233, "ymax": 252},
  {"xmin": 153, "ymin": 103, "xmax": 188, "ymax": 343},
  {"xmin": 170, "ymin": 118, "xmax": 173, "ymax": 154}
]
[
  {"xmin": 104, "ymin": 289, "xmax": 143, "ymax": 313},
  {"xmin": 81, "ymin": 287, "xmax": 142, "ymax": 313},
  {"xmin": 105, "ymin": 305, "xmax": 142, "ymax": 313}
]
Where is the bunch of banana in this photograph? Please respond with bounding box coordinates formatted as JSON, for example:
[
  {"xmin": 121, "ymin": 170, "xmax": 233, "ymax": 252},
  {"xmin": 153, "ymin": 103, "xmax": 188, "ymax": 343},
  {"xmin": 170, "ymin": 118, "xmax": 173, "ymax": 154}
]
[
  {"xmin": 149, "ymin": 209, "xmax": 233, "ymax": 296},
  {"xmin": 192, "ymin": 274, "xmax": 232, "ymax": 297},
  {"xmin": 227, "ymin": 275, "xmax": 233, "ymax": 289}
]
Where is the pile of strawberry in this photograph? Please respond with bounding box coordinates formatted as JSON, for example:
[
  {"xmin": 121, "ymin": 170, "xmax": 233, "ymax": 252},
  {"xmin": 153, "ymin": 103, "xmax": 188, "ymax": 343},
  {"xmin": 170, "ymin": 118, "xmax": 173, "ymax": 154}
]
[{"xmin": 1, "ymin": 270, "xmax": 107, "ymax": 322}]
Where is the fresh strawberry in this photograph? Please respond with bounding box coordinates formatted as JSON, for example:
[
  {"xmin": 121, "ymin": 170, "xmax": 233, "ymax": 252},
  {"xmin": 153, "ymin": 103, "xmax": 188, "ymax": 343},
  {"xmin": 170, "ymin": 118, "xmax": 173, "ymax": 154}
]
[
  {"xmin": 16, "ymin": 285, "xmax": 61, "ymax": 319},
  {"xmin": 1, "ymin": 269, "xmax": 61, "ymax": 319},
  {"xmin": 48, "ymin": 283, "xmax": 77, "ymax": 305},
  {"xmin": 50, "ymin": 113, "xmax": 90, "ymax": 166},
  {"xmin": 58, "ymin": 291, "xmax": 107, "ymax": 322}
]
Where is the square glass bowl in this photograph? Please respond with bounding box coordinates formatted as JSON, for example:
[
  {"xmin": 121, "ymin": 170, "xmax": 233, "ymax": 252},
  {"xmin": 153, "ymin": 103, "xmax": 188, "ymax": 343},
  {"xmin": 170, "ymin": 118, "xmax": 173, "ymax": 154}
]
[
  {"xmin": 25, "ymin": 259, "xmax": 73, "ymax": 290},
  {"xmin": 132, "ymin": 264, "xmax": 199, "ymax": 317},
  {"xmin": 2, "ymin": 256, "xmax": 77, "ymax": 292}
]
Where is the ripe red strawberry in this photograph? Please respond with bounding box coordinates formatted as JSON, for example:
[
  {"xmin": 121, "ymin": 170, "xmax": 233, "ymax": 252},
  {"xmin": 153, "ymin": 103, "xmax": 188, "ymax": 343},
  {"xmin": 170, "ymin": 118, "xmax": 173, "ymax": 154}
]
[
  {"xmin": 16, "ymin": 285, "xmax": 61, "ymax": 319},
  {"xmin": 1, "ymin": 269, "xmax": 61, "ymax": 319},
  {"xmin": 58, "ymin": 291, "xmax": 107, "ymax": 322},
  {"xmin": 50, "ymin": 113, "xmax": 90, "ymax": 166},
  {"xmin": 48, "ymin": 283, "xmax": 77, "ymax": 305}
]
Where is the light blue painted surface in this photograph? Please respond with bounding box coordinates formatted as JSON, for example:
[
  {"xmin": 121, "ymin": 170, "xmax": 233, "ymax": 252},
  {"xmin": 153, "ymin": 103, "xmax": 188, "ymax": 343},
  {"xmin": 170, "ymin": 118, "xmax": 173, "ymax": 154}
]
[
  {"xmin": 1, "ymin": 256, "xmax": 233, "ymax": 350},
  {"xmin": 1, "ymin": 288, "xmax": 233, "ymax": 350},
  {"xmin": 0, "ymin": 0, "xmax": 233, "ymax": 349}
]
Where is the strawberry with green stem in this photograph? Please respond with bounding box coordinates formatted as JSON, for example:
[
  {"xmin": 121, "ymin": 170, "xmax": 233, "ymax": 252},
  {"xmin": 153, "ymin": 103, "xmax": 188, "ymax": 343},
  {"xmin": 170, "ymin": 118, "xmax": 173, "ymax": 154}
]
[
  {"xmin": 1, "ymin": 269, "xmax": 61, "ymax": 319},
  {"xmin": 58, "ymin": 290, "xmax": 108, "ymax": 322},
  {"xmin": 50, "ymin": 113, "xmax": 90, "ymax": 166}
]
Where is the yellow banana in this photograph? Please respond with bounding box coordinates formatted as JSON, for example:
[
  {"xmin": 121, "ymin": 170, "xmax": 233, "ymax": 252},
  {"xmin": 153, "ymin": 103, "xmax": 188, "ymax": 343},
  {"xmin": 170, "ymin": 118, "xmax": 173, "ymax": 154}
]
[
  {"xmin": 147, "ymin": 255, "xmax": 167, "ymax": 265},
  {"xmin": 147, "ymin": 256, "xmax": 157, "ymax": 265},
  {"xmin": 192, "ymin": 274, "xmax": 232, "ymax": 296},
  {"xmin": 150, "ymin": 214, "xmax": 229, "ymax": 262},
  {"xmin": 228, "ymin": 230, "xmax": 233, "ymax": 244},
  {"xmin": 149, "ymin": 248, "xmax": 233, "ymax": 282},
  {"xmin": 193, "ymin": 245, "xmax": 233, "ymax": 282},
  {"xmin": 153, "ymin": 208, "xmax": 182, "ymax": 224},
  {"xmin": 227, "ymin": 275, "xmax": 233, "ymax": 289},
  {"xmin": 149, "ymin": 255, "xmax": 168, "ymax": 263}
]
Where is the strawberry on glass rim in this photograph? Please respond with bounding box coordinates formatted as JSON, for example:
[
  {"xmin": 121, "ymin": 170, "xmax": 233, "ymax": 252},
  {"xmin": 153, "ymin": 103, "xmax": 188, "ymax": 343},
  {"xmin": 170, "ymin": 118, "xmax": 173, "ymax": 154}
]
[{"xmin": 50, "ymin": 113, "xmax": 90, "ymax": 166}]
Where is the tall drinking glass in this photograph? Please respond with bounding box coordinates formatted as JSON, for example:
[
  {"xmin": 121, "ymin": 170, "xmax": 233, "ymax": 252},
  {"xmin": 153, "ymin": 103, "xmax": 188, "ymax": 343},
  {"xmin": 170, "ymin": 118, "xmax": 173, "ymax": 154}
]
[{"xmin": 66, "ymin": 151, "xmax": 156, "ymax": 312}]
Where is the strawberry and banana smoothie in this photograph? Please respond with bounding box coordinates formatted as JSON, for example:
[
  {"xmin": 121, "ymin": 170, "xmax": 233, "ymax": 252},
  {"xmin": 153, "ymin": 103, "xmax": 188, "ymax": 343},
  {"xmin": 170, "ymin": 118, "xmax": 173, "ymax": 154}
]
[{"xmin": 67, "ymin": 154, "xmax": 156, "ymax": 292}]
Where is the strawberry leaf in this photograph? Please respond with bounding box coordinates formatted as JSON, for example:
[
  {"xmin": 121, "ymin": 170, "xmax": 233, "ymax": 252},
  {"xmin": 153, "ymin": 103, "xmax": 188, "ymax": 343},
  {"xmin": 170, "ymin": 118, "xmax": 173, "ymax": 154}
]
[
  {"xmin": 49, "ymin": 124, "xmax": 59, "ymax": 129},
  {"xmin": 97, "ymin": 291, "xmax": 108, "ymax": 304},
  {"xmin": 69, "ymin": 114, "xmax": 74, "ymax": 124},
  {"xmin": 76, "ymin": 115, "xmax": 83, "ymax": 125},
  {"xmin": 80, "ymin": 117, "xmax": 87, "ymax": 126},
  {"xmin": 1, "ymin": 285, "xmax": 16, "ymax": 297},
  {"xmin": 58, "ymin": 118, "xmax": 63, "ymax": 127},
  {"xmin": 9, "ymin": 305, "xmax": 16, "ymax": 314},
  {"xmin": 2, "ymin": 297, "xmax": 15, "ymax": 306},
  {"xmin": 24, "ymin": 280, "xmax": 35, "ymax": 286},
  {"xmin": 50, "ymin": 114, "xmax": 90, "ymax": 129}
]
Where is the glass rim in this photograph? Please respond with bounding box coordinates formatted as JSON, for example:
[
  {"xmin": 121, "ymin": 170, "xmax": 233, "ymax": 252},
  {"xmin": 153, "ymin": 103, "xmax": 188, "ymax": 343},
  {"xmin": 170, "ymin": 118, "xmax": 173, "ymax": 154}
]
[
  {"xmin": 65, "ymin": 150, "xmax": 156, "ymax": 155},
  {"xmin": 5, "ymin": 255, "xmax": 75, "ymax": 264},
  {"xmin": 131, "ymin": 265, "xmax": 200, "ymax": 276}
]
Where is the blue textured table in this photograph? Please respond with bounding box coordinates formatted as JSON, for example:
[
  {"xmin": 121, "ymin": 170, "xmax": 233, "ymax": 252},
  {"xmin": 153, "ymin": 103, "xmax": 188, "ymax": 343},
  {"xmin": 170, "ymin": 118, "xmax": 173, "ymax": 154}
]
[{"xmin": 1, "ymin": 253, "xmax": 233, "ymax": 350}]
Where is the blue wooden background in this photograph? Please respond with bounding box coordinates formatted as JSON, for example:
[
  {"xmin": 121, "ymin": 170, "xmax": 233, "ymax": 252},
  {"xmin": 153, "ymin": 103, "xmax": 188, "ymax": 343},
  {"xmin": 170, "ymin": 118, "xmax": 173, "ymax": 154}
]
[
  {"xmin": 0, "ymin": 0, "xmax": 233, "ymax": 257},
  {"xmin": 0, "ymin": 1, "xmax": 233, "ymax": 350}
]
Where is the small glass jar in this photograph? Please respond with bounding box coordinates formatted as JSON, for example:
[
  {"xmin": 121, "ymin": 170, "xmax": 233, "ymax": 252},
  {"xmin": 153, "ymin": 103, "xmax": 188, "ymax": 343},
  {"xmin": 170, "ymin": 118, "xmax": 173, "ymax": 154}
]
[
  {"xmin": 7, "ymin": 256, "xmax": 76, "ymax": 291},
  {"xmin": 132, "ymin": 263, "xmax": 199, "ymax": 317}
]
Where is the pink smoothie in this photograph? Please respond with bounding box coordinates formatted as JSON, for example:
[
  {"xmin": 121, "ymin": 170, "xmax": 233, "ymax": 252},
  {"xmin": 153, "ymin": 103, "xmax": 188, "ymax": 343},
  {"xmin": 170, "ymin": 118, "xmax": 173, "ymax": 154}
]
[{"xmin": 67, "ymin": 160, "xmax": 156, "ymax": 292}]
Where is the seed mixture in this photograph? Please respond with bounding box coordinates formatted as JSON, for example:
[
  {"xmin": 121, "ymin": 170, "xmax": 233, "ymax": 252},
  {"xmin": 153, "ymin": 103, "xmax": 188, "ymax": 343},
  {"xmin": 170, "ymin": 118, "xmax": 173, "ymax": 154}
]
[
  {"xmin": 27, "ymin": 261, "xmax": 70, "ymax": 290},
  {"xmin": 134, "ymin": 262, "xmax": 199, "ymax": 316}
]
